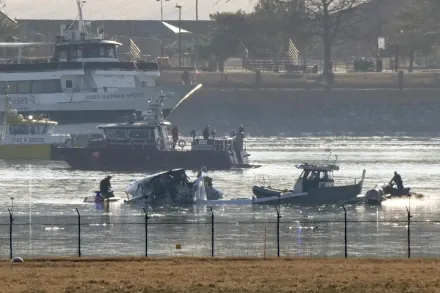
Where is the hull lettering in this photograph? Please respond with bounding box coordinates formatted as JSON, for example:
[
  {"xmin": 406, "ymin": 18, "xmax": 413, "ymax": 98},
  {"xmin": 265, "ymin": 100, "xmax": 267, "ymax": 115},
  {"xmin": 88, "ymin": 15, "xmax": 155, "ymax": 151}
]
[
  {"xmin": 85, "ymin": 93, "xmax": 145, "ymax": 100},
  {"xmin": 11, "ymin": 137, "xmax": 44, "ymax": 143}
]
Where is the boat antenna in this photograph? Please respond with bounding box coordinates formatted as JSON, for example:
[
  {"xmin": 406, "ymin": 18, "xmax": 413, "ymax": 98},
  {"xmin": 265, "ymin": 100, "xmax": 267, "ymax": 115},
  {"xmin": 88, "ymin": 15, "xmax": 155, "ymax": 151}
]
[{"xmin": 76, "ymin": 0, "xmax": 86, "ymax": 40}]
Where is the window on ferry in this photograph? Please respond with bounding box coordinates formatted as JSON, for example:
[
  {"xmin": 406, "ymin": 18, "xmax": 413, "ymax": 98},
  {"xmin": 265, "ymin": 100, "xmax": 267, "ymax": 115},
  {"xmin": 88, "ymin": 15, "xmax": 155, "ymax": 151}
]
[
  {"xmin": 31, "ymin": 80, "xmax": 44, "ymax": 93},
  {"xmin": 42, "ymin": 80, "xmax": 62, "ymax": 93},
  {"xmin": 128, "ymin": 129, "xmax": 151, "ymax": 140},
  {"xmin": 65, "ymin": 80, "xmax": 73, "ymax": 89},
  {"xmin": 9, "ymin": 124, "xmax": 29, "ymax": 135},
  {"xmin": 105, "ymin": 129, "xmax": 127, "ymax": 140},
  {"xmin": 2, "ymin": 81, "xmax": 17, "ymax": 94},
  {"xmin": 18, "ymin": 81, "xmax": 31, "ymax": 94},
  {"xmin": 83, "ymin": 44, "xmax": 99, "ymax": 58},
  {"xmin": 30, "ymin": 124, "xmax": 49, "ymax": 135},
  {"xmin": 31, "ymin": 80, "xmax": 62, "ymax": 94}
]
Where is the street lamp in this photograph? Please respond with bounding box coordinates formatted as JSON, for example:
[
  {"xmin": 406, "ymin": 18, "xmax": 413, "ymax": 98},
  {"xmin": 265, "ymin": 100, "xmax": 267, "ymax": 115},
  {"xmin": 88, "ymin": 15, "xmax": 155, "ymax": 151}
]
[
  {"xmin": 195, "ymin": 0, "xmax": 199, "ymax": 69},
  {"xmin": 176, "ymin": 4, "xmax": 182, "ymax": 68},
  {"xmin": 156, "ymin": 0, "xmax": 169, "ymax": 57}
]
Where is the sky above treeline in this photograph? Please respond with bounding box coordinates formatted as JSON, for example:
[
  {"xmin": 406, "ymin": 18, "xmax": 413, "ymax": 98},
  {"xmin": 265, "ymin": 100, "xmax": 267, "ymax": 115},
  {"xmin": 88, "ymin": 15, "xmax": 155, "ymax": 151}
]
[{"xmin": 5, "ymin": 0, "xmax": 255, "ymax": 20}]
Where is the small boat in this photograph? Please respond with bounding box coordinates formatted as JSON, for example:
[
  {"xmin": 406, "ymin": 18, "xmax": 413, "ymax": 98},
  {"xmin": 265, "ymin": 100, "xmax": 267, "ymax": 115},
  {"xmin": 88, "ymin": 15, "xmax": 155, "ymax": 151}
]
[
  {"xmin": 252, "ymin": 157, "xmax": 366, "ymax": 205},
  {"xmin": 0, "ymin": 89, "xmax": 71, "ymax": 160},
  {"xmin": 83, "ymin": 190, "xmax": 121, "ymax": 203},
  {"xmin": 364, "ymin": 183, "xmax": 423, "ymax": 205},
  {"xmin": 124, "ymin": 168, "xmax": 225, "ymax": 206},
  {"xmin": 54, "ymin": 93, "xmax": 259, "ymax": 171}
]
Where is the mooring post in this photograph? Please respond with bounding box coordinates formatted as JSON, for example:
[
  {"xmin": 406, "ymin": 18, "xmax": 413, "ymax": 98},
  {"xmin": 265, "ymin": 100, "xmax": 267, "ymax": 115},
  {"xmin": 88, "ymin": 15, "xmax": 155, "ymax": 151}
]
[
  {"xmin": 210, "ymin": 206, "xmax": 214, "ymax": 258},
  {"xmin": 406, "ymin": 206, "xmax": 411, "ymax": 258},
  {"xmin": 343, "ymin": 205, "xmax": 347, "ymax": 258},
  {"xmin": 8, "ymin": 208, "xmax": 13, "ymax": 260},
  {"xmin": 75, "ymin": 208, "xmax": 81, "ymax": 257},
  {"xmin": 142, "ymin": 207, "xmax": 149, "ymax": 257},
  {"xmin": 275, "ymin": 206, "xmax": 281, "ymax": 257}
]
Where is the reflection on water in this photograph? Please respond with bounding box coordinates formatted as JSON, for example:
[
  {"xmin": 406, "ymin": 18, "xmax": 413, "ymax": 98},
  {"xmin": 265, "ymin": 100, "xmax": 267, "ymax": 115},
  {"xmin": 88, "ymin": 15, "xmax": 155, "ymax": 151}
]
[{"xmin": 0, "ymin": 136, "xmax": 439, "ymax": 258}]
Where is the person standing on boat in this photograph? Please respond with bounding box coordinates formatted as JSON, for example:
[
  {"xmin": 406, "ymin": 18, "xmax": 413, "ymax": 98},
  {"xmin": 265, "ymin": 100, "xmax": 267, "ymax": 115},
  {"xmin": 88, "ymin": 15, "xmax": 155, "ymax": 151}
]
[
  {"xmin": 100, "ymin": 175, "xmax": 114, "ymax": 199},
  {"xmin": 238, "ymin": 125, "xmax": 245, "ymax": 136},
  {"xmin": 190, "ymin": 129, "xmax": 196, "ymax": 141},
  {"xmin": 203, "ymin": 125, "xmax": 210, "ymax": 140},
  {"xmin": 171, "ymin": 125, "xmax": 179, "ymax": 150},
  {"xmin": 389, "ymin": 171, "xmax": 404, "ymax": 192}
]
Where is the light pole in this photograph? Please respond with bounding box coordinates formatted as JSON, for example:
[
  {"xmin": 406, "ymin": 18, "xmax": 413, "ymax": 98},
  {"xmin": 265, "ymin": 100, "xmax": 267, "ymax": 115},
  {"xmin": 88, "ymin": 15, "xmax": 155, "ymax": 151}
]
[
  {"xmin": 195, "ymin": 0, "xmax": 199, "ymax": 69},
  {"xmin": 176, "ymin": 4, "xmax": 182, "ymax": 68},
  {"xmin": 156, "ymin": 0, "xmax": 169, "ymax": 57}
]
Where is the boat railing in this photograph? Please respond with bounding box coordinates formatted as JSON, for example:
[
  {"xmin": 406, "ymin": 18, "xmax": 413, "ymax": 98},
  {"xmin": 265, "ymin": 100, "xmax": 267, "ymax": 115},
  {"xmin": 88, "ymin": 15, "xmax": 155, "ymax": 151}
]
[{"xmin": 254, "ymin": 174, "xmax": 272, "ymax": 187}]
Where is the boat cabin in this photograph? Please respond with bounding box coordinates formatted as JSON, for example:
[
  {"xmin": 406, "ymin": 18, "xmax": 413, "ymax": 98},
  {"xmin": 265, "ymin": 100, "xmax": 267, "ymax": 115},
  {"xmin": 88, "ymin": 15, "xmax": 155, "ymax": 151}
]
[
  {"xmin": 53, "ymin": 39, "xmax": 121, "ymax": 63},
  {"xmin": 1, "ymin": 110, "xmax": 70, "ymax": 145},
  {"xmin": 292, "ymin": 163, "xmax": 339, "ymax": 193},
  {"xmin": 90, "ymin": 120, "xmax": 172, "ymax": 151}
]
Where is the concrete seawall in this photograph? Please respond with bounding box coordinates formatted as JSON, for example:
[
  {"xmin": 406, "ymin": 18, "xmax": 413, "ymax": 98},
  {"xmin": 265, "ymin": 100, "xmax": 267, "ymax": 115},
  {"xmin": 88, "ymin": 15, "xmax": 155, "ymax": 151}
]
[{"xmin": 167, "ymin": 88, "xmax": 440, "ymax": 136}]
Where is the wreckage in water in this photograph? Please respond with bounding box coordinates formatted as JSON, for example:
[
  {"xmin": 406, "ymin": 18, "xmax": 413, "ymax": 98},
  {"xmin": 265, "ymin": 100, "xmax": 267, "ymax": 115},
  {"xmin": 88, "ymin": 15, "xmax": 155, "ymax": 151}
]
[{"xmin": 124, "ymin": 168, "xmax": 224, "ymax": 206}]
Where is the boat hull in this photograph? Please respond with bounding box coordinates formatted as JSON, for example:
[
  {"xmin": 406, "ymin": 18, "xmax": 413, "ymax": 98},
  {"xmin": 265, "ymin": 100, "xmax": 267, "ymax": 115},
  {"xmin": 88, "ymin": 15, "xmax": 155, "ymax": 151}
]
[
  {"xmin": 0, "ymin": 144, "xmax": 54, "ymax": 160},
  {"xmin": 252, "ymin": 184, "xmax": 362, "ymax": 205},
  {"xmin": 53, "ymin": 147, "xmax": 255, "ymax": 171},
  {"xmin": 252, "ymin": 186, "xmax": 287, "ymax": 198}
]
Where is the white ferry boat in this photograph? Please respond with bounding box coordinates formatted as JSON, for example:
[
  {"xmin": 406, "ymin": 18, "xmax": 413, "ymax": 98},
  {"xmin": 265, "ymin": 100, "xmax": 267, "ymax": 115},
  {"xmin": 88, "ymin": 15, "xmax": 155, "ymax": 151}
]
[{"xmin": 0, "ymin": 0, "xmax": 199, "ymax": 134}]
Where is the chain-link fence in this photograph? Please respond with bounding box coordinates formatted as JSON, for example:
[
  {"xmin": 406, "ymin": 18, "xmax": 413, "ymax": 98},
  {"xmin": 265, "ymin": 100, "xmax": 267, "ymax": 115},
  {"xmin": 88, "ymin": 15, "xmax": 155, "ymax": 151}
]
[{"xmin": 1, "ymin": 206, "xmax": 439, "ymax": 259}]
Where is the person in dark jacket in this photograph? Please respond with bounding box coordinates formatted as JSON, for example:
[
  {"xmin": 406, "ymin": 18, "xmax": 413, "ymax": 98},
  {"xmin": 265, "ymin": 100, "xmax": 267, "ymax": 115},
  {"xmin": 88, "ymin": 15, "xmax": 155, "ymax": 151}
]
[
  {"xmin": 203, "ymin": 125, "xmax": 210, "ymax": 140},
  {"xmin": 238, "ymin": 125, "xmax": 245, "ymax": 135},
  {"xmin": 100, "ymin": 175, "xmax": 114, "ymax": 199},
  {"xmin": 389, "ymin": 171, "xmax": 404, "ymax": 192},
  {"xmin": 171, "ymin": 125, "xmax": 179, "ymax": 150},
  {"xmin": 190, "ymin": 129, "xmax": 196, "ymax": 141}
]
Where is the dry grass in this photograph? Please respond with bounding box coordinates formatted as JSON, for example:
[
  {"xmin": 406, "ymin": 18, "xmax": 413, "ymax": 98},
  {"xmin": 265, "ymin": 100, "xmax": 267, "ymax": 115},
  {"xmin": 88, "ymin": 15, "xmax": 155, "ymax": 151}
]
[{"xmin": 2, "ymin": 257, "xmax": 440, "ymax": 292}]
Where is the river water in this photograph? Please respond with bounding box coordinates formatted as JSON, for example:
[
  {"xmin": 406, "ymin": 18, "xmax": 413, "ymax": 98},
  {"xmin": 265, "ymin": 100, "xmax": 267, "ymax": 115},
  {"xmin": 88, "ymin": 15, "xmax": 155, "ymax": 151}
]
[{"xmin": 0, "ymin": 136, "xmax": 440, "ymax": 259}]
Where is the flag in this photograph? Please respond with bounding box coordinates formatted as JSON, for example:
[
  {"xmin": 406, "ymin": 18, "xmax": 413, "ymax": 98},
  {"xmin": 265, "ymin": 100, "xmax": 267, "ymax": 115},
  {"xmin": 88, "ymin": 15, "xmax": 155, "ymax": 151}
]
[
  {"xmin": 288, "ymin": 39, "xmax": 299, "ymax": 64},
  {"xmin": 129, "ymin": 38, "xmax": 141, "ymax": 60}
]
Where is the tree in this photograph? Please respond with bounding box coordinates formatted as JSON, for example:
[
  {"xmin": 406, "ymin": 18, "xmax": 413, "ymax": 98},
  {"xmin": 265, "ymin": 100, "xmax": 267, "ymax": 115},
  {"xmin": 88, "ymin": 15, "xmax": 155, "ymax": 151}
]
[
  {"xmin": 205, "ymin": 10, "xmax": 249, "ymax": 69},
  {"xmin": 305, "ymin": 0, "xmax": 369, "ymax": 82},
  {"xmin": 390, "ymin": 0, "xmax": 438, "ymax": 72}
]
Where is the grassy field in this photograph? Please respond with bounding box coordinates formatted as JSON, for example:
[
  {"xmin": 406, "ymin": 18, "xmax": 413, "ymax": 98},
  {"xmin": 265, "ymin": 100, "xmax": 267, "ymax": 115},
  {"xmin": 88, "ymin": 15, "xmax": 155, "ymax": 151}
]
[
  {"xmin": 157, "ymin": 70, "xmax": 440, "ymax": 88},
  {"xmin": 3, "ymin": 257, "xmax": 440, "ymax": 293}
]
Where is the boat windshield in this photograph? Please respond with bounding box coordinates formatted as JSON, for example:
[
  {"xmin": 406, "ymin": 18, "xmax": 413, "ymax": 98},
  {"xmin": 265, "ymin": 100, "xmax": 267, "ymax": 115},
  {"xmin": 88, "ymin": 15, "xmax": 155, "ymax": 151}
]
[
  {"xmin": 9, "ymin": 124, "xmax": 29, "ymax": 135},
  {"xmin": 30, "ymin": 123, "xmax": 49, "ymax": 135},
  {"xmin": 105, "ymin": 129, "xmax": 127, "ymax": 140},
  {"xmin": 128, "ymin": 129, "xmax": 152, "ymax": 140}
]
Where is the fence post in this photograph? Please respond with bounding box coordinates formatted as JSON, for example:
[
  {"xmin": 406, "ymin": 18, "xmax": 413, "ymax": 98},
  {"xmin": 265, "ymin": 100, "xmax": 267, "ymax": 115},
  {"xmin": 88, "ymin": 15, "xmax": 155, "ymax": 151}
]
[
  {"xmin": 142, "ymin": 207, "xmax": 149, "ymax": 257},
  {"xmin": 210, "ymin": 206, "xmax": 214, "ymax": 258},
  {"xmin": 275, "ymin": 207, "xmax": 281, "ymax": 257},
  {"xmin": 406, "ymin": 206, "xmax": 411, "ymax": 258},
  {"xmin": 8, "ymin": 208, "xmax": 13, "ymax": 260},
  {"xmin": 343, "ymin": 205, "xmax": 347, "ymax": 258},
  {"xmin": 75, "ymin": 208, "xmax": 81, "ymax": 257}
]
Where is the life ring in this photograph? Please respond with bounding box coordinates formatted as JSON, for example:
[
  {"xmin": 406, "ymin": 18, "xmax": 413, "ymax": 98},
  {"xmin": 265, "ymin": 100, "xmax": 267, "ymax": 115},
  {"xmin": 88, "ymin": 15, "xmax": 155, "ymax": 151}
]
[
  {"xmin": 178, "ymin": 139, "xmax": 186, "ymax": 148},
  {"xmin": 92, "ymin": 151, "xmax": 100, "ymax": 159}
]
